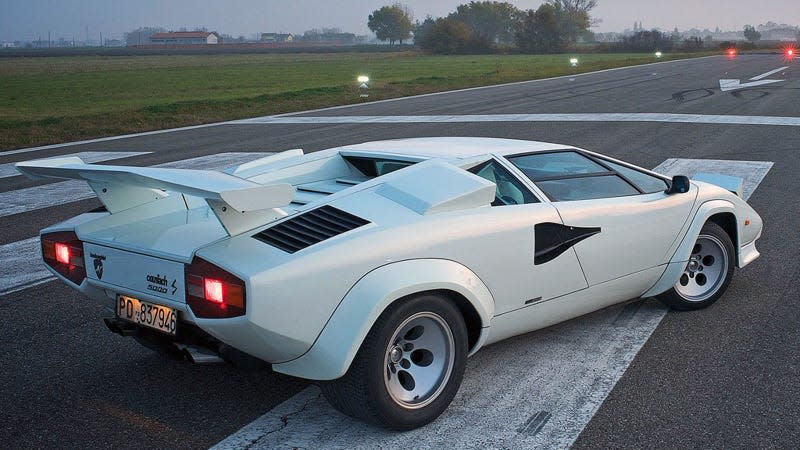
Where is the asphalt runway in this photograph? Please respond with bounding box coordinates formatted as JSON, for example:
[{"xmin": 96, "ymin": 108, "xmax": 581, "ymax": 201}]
[{"xmin": 1, "ymin": 54, "xmax": 798, "ymax": 449}]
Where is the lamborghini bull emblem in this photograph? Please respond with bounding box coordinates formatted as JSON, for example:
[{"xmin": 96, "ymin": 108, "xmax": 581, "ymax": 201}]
[{"xmin": 90, "ymin": 252, "xmax": 106, "ymax": 279}]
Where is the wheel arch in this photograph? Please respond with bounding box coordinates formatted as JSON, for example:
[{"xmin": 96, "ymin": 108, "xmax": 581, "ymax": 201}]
[
  {"xmin": 707, "ymin": 212, "xmax": 738, "ymax": 265},
  {"xmin": 272, "ymin": 258, "xmax": 494, "ymax": 380},
  {"xmin": 642, "ymin": 199, "xmax": 736, "ymax": 298}
]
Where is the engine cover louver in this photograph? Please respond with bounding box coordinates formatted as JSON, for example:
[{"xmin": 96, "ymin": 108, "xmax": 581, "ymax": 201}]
[{"xmin": 253, "ymin": 205, "xmax": 370, "ymax": 253}]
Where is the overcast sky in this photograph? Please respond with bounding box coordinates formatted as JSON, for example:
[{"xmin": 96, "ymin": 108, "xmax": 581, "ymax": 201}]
[{"xmin": 1, "ymin": 0, "xmax": 798, "ymax": 42}]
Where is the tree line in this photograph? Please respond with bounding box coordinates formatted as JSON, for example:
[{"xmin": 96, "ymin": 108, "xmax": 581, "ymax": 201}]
[{"xmin": 367, "ymin": 1, "xmax": 596, "ymax": 54}]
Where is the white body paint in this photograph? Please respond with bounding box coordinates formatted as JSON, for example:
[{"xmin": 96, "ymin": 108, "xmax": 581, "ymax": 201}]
[{"xmin": 17, "ymin": 138, "xmax": 762, "ymax": 382}]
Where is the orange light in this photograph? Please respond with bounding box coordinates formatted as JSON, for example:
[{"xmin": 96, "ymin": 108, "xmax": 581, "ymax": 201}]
[
  {"xmin": 745, "ymin": 219, "xmax": 751, "ymax": 226},
  {"xmin": 55, "ymin": 243, "xmax": 70, "ymax": 264},
  {"xmin": 204, "ymin": 278, "xmax": 224, "ymax": 303}
]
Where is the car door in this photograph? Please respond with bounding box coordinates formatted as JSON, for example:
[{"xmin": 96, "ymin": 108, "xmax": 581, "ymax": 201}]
[
  {"xmin": 468, "ymin": 159, "xmax": 589, "ymax": 314},
  {"xmin": 504, "ymin": 150, "xmax": 696, "ymax": 286}
]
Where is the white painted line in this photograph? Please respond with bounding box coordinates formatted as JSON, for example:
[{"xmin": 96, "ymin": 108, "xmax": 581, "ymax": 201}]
[
  {"xmin": 0, "ymin": 237, "xmax": 54, "ymax": 297},
  {"xmin": 0, "ymin": 151, "xmax": 151, "ymax": 179},
  {"xmin": 0, "ymin": 152, "xmax": 272, "ymax": 296},
  {"xmin": 749, "ymin": 66, "xmax": 788, "ymax": 81},
  {"xmin": 232, "ymin": 113, "xmax": 800, "ymax": 127},
  {"xmin": 719, "ymin": 78, "xmax": 783, "ymax": 92},
  {"xmin": 212, "ymin": 158, "xmax": 771, "ymax": 450},
  {"xmin": 2, "ymin": 55, "xmax": 720, "ymax": 157},
  {"xmin": 655, "ymin": 158, "xmax": 773, "ymax": 199},
  {"xmin": 0, "ymin": 152, "xmax": 270, "ymax": 218}
]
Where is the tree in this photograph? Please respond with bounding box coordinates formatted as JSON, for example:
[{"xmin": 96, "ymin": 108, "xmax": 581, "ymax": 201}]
[
  {"xmin": 418, "ymin": 17, "xmax": 476, "ymax": 54},
  {"xmin": 413, "ymin": 16, "xmax": 436, "ymax": 46},
  {"xmin": 548, "ymin": 0, "xmax": 596, "ymax": 43},
  {"xmin": 743, "ymin": 25, "xmax": 761, "ymax": 42},
  {"xmin": 368, "ymin": 4, "xmax": 413, "ymax": 44},
  {"xmin": 514, "ymin": 4, "xmax": 564, "ymax": 54},
  {"xmin": 449, "ymin": 1, "xmax": 522, "ymax": 44},
  {"xmin": 620, "ymin": 30, "xmax": 674, "ymax": 52}
]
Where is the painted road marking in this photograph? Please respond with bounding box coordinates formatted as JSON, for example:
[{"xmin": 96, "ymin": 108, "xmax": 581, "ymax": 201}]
[
  {"xmin": 0, "ymin": 237, "xmax": 53, "ymax": 296},
  {"xmin": 212, "ymin": 159, "xmax": 772, "ymax": 450},
  {"xmin": 0, "ymin": 152, "xmax": 270, "ymax": 218},
  {"xmin": 233, "ymin": 113, "xmax": 800, "ymax": 127},
  {"xmin": 1, "ymin": 55, "xmax": 721, "ymax": 157},
  {"xmin": 0, "ymin": 151, "xmax": 150, "ymax": 179},
  {"xmin": 749, "ymin": 66, "xmax": 788, "ymax": 81},
  {"xmin": 0, "ymin": 152, "xmax": 271, "ymax": 296},
  {"xmin": 719, "ymin": 66, "xmax": 788, "ymax": 92}
]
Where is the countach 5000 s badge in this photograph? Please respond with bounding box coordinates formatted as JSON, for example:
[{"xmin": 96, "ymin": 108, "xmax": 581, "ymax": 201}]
[
  {"xmin": 90, "ymin": 252, "xmax": 105, "ymax": 279},
  {"xmin": 147, "ymin": 273, "xmax": 177, "ymax": 295}
]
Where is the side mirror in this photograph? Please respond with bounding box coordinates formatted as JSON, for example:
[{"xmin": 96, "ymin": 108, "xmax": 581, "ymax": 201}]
[{"xmin": 666, "ymin": 175, "xmax": 690, "ymax": 194}]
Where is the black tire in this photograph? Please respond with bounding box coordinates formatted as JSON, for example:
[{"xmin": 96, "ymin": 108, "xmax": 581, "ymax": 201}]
[
  {"xmin": 656, "ymin": 221, "xmax": 735, "ymax": 311},
  {"xmin": 320, "ymin": 293, "xmax": 468, "ymax": 430}
]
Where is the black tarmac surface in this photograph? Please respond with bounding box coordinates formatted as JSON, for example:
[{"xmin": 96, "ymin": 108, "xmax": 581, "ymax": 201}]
[{"xmin": 1, "ymin": 54, "xmax": 797, "ymax": 448}]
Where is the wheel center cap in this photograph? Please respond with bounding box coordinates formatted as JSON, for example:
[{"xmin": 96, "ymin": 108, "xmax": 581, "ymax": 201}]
[
  {"xmin": 389, "ymin": 346, "xmax": 403, "ymax": 364},
  {"xmin": 688, "ymin": 259, "xmax": 700, "ymax": 271}
]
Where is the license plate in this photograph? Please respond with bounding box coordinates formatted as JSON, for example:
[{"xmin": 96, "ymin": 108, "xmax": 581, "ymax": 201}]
[{"xmin": 117, "ymin": 295, "xmax": 177, "ymax": 336}]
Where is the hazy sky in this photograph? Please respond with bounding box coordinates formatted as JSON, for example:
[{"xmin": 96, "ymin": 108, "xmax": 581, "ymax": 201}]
[{"xmin": 1, "ymin": 0, "xmax": 798, "ymax": 42}]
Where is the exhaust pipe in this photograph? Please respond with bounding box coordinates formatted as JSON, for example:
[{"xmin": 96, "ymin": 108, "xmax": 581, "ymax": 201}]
[
  {"xmin": 104, "ymin": 317, "xmax": 138, "ymax": 336},
  {"xmin": 174, "ymin": 343, "xmax": 225, "ymax": 365}
]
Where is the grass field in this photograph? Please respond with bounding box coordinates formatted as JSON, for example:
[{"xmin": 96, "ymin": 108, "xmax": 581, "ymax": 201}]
[{"xmin": 0, "ymin": 51, "xmax": 710, "ymax": 150}]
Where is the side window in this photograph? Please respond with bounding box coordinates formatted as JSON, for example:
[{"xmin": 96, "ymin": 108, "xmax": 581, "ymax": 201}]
[
  {"xmin": 600, "ymin": 159, "xmax": 669, "ymax": 193},
  {"xmin": 507, "ymin": 151, "xmax": 641, "ymax": 202},
  {"xmin": 469, "ymin": 160, "xmax": 539, "ymax": 206}
]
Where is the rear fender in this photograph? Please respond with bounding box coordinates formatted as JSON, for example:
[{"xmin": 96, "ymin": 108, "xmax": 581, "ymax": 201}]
[{"xmin": 272, "ymin": 259, "xmax": 494, "ymax": 380}]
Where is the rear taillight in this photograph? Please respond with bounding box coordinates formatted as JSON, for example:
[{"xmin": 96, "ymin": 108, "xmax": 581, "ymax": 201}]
[
  {"xmin": 41, "ymin": 231, "xmax": 86, "ymax": 285},
  {"xmin": 185, "ymin": 258, "xmax": 245, "ymax": 319}
]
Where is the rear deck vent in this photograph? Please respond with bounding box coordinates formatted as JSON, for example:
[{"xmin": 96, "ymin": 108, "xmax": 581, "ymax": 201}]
[{"xmin": 254, "ymin": 205, "xmax": 370, "ymax": 253}]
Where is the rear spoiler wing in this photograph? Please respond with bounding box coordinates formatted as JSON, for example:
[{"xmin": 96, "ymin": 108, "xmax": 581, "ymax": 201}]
[{"xmin": 16, "ymin": 157, "xmax": 295, "ymax": 235}]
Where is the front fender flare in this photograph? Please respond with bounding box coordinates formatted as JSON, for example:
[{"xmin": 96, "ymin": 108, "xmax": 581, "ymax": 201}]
[
  {"xmin": 272, "ymin": 258, "xmax": 494, "ymax": 380},
  {"xmin": 642, "ymin": 199, "xmax": 735, "ymax": 297}
]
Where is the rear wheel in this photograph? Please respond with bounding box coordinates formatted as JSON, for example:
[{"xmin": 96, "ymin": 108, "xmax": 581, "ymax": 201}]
[
  {"xmin": 320, "ymin": 293, "xmax": 468, "ymax": 430},
  {"xmin": 657, "ymin": 222, "xmax": 735, "ymax": 311}
]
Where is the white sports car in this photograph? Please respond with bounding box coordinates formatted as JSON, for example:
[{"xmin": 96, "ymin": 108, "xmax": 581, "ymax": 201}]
[{"xmin": 18, "ymin": 137, "xmax": 762, "ymax": 430}]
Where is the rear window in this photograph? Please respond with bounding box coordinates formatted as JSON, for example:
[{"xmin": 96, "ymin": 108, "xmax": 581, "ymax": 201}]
[{"xmin": 344, "ymin": 156, "xmax": 415, "ymax": 177}]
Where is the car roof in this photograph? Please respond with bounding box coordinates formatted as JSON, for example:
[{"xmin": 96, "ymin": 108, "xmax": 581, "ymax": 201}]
[{"xmin": 335, "ymin": 137, "xmax": 571, "ymax": 159}]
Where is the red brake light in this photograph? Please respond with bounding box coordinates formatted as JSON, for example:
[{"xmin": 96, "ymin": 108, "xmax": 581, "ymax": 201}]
[
  {"xmin": 41, "ymin": 231, "xmax": 86, "ymax": 285},
  {"xmin": 55, "ymin": 243, "xmax": 70, "ymax": 264},
  {"xmin": 204, "ymin": 278, "xmax": 224, "ymax": 303},
  {"xmin": 185, "ymin": 258, "xmax": 246, "ymax": 319}
]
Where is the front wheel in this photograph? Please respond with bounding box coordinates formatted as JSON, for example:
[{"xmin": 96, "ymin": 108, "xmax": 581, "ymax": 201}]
[
  {"xmin": 320, "ymin": 293, "xmax": 468, "ymax": 430},
  {"xmin": 656, "ymin": 221, "xmax": 735, "ymax": 311}
]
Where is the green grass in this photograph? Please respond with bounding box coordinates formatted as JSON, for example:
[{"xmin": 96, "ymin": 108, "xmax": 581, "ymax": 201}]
[{"xmin": 0, "ymin": 51, "xmax": 711, "ymax": 150}]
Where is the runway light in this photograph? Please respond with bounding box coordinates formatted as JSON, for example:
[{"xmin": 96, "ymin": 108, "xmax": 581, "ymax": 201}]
[
  {"xmin": 655, "ymin": 51, "xmax": 662, "ymax": 58},
  {"xmin": 727, "ymin": 48, "xmax": 737, "ymax": 57},
  {"xmin": 357, "ymin": 75, "xmax": 369, "ymax": 83},
  {"xmin": 569, "ymin": 58, "xmax": 579, "ymax": 67}
]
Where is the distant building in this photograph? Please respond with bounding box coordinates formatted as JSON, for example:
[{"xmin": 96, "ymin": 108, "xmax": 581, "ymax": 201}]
[
  {"xmin": 260, "ymin": 33, "xmax": 293, "ymax": 43},
  {"xmin": 1, "ymin": 42, "xmax": 17, "ymax": 48},
  {"xmin": 150, "ymin": 31, "xmax": 220, "ymax": 45}
]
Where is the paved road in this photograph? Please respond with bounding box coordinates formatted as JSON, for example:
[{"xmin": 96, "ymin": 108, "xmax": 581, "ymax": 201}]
[{"xmin": 1, "ymin": 54, "xmax": 798, "ymax": 448}]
